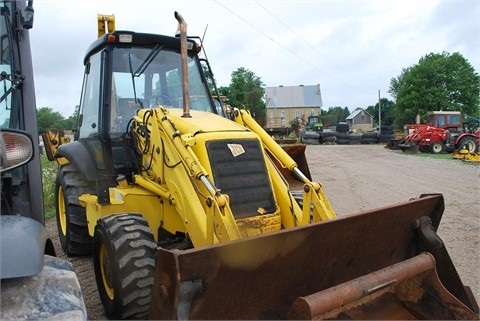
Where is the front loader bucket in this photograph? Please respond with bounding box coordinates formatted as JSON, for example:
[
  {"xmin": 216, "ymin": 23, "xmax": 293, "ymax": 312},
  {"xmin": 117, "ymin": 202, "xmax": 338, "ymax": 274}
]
[
  {"xmin": 398, "ymin": 141, "xmax": 420, "ymax": 154},
  {"xmin": 149, "ymin": 194, "xmax": 479, "ymax": 320},
  {"xmin": 385, "ymin": 138, "xmax": 400, "ymax": 150},
  {"xmin": 270, "ymin": 144, "xmax": 311, "ymax": 190}
]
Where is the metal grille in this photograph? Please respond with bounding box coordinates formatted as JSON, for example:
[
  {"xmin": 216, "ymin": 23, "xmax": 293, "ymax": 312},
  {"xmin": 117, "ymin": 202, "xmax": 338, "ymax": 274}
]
[{"xmin": 206, "ymin": 139, "xmax": 276, "ymax": 218}]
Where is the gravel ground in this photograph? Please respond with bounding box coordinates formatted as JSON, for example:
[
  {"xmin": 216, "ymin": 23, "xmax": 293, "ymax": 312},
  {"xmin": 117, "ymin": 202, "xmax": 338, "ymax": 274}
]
[{"xmin": 46, "ymin": 144, "xmax": 480, "ymax": 319}]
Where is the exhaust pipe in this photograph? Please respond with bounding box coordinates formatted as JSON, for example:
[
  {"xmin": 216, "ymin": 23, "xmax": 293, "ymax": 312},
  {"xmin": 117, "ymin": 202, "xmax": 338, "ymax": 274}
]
[{"xmin": 174, "ymin": 11, "xmax": 191, "ymax": 118}]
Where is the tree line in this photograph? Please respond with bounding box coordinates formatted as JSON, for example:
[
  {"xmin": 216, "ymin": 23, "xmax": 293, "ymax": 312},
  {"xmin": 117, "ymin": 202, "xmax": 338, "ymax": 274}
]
[
  {"xmin": 36, "ymin": 51, "xmax": 479, "ymax": 135},
  {"xmin": 37, "ymin": 105, "xmax": 79, "ymax": 135}
]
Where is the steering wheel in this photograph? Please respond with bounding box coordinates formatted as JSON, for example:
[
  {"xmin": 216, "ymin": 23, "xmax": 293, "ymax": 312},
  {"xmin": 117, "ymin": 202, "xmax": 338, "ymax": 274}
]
[{"xmin": 145, "ymin": 94, "xmax": 173, "ymax": 107}]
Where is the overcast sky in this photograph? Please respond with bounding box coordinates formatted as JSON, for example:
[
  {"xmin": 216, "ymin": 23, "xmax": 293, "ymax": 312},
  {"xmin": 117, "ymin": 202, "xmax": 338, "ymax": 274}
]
[{"xmin": 30, "ymin": 0, "xmax": 479, "ymax": 117}]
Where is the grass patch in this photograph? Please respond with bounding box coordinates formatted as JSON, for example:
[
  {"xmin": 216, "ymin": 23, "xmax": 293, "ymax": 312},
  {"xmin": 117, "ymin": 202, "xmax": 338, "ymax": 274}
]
[
  {"xmin": 411, "ymin": 152, "xmax": 454, "ymax": 160},
  {"xmin": 391, "ymin": 149, "xmax": 479, "ymax": 165},
  {"xmin": 40, "ymin": 154, "xmax": 57, "ymax": 219}
]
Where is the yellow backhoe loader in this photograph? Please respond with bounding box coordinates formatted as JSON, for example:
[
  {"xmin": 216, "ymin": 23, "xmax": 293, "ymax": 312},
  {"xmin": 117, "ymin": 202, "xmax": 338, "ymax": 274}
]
[{"xmin": 43, "ymin": 12, "xmax": 479, "ymax": 320}]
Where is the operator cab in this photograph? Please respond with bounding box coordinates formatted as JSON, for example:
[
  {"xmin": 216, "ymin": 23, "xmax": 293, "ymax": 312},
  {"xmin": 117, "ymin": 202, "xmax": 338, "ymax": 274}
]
[
  {"xmin": 77, "ymin": 31, "xmax": 221, "ymax": 140},
  {"xmin": 427, "ymin": 111, "xmax": 462, "ymax": 129},
  {"xmin": 73, "ymin": 30, "xmax": 222, "ymax": 188}
]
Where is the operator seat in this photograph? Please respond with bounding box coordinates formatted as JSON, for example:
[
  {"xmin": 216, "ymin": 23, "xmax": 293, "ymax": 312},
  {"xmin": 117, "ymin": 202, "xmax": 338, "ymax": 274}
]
[{"xmin": 116, "ymin": 98, "xmax": 142, "ymax": 132}]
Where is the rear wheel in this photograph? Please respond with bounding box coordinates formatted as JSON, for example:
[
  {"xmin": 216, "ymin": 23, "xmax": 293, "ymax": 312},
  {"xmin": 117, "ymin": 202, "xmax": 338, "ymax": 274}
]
[
  {"xmin": 456, "ymin": 136, "xmax": 479, "ymax": 153},
  {"xmin": 429, "ymin": 141, "xmax": 445, "ymax": 154},
  {"xmin": 93, "ymin": 213, "xmax": 156, "ymax": 320},
  {"xmin": 55, "ymin": 164, "xmax": 94, "ymax": 256}
]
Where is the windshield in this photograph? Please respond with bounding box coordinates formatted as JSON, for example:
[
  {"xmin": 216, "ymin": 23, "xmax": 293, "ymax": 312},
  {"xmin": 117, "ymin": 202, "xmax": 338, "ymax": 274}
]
[
  {"xmin": 109, "ymin": 46, "xmax": 213, "ymax": 132},
  {"xmin": 78, "ymin": 42, "xmax": 219, "ymax": 138}
]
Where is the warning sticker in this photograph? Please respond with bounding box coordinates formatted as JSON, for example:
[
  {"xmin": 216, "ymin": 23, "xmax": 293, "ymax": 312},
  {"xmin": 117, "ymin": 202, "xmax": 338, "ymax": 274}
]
[{"xmin": 227, "ymin": 143, "xmax": 245, "ymax": 157}]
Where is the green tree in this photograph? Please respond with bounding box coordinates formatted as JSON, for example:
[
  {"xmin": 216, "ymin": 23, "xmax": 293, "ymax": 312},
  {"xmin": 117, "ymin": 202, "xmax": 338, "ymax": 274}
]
[
  {"xmin": 227, "ymin": 67, "xmax": 265, "ymax": 125},
  {"xmin": 365, "ymin": 98, "xmax": 396, "ymax": 127},
  {"xmin": 63, "ymin": 105, "xmax": 80, "ymax": 130},
  {"xmin": 36, "ymin": 107, "xmax": 65, "ymax": 134},
  {"xmin": 217, "ymin": 85, "xmax": 231, "ymax": 99},
  {"xmin": 322, "ymin": 106, "xmax": 350, "ymax": 126},
  {"xmin": 389, "ymin": 52, "xmax": 480, "ymax": 129},
  {"xmin": 202, "ymin": 63, "xmax": 217, "ymax": 95}
]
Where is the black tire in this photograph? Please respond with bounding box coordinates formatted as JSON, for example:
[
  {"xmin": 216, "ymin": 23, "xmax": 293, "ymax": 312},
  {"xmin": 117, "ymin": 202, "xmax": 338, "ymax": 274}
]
[
  {"xmin": 336, "ymin": 132, "xmax": 349, "ymax": 145},
  {"xmin": 362, "ymin": 132, "xmax": 378, "ymax": 139},
  {"xmin": 336, "ymin": 123, "xmax": 349, "ymax": 133},
  {"xmin": 429, "ymin": 141, "xmax": 445, "ymax": 154},
  {"xmin": 301, "ymin": 131, "xmax": 320, "ymax": 140},
  {"xmin": 456, "ymin": 136, "xmax": 479, "ymax": 153},
  {"xmin": 321, "ymin": 136, "xmax": 336, "ymax": 144},
  {"xmin": 335, "ymin": 132, "xmax": 349, "ymax": 139},
  {"xmin": 319, "ymin": 131, "xmax": 335, "ymax": 138},
  {"xmin": 93, "ymin": 213, "xmax": 156, "ymax": 320},
  {"xmin": 361, "ymin": 137, "xmax": 378, "ymax": 144},
  {"xmin": 336, "ymin": 138, "xmax": 349, "ymax": 145},
  {"xmin": 55, "ymin": 164, "xmax": 95, "ymax": 256},
  {"xmin": 304, "ymin": 138, "xmax": 320, "ymax": 145},
  {"xmin": 361, "ymin": 134, "xmax": 377, "ymax": 143},
  {"xmin": 302, "ymin": 131, "xmax": 320, "ymax": 144},
  {"xmin": 348, "ymin": 134, "xmax": 362, "ymax": 145},
  {"xmin": 380, "ymin": 126, "xmax": 394, "ymax": 135},
  {"xmin": 378, "ymin": 134, "xmax": 395, "ymax": 144},
  {"xmin": 318, "ymin": 131, "xmax": 335, "ymax": 144}
]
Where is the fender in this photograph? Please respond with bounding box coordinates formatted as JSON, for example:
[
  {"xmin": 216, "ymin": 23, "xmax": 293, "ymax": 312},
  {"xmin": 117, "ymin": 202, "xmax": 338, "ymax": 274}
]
[
  {"xmin": 0, "ymin": 215, "xmax": 50, "ymax": 279},
  {"xmin": 456, "ymin": 132, "xmax": 479, "ymax": 144},
  {"xmin": 56, "ymin": 140, "xmax": 98, "ymax": 182}
]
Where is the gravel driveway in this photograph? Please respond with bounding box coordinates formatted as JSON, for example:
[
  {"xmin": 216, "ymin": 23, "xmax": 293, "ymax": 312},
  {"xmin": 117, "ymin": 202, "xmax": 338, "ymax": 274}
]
[{"xmin": 46, "ymin": 144, "xmax": 480, "ymax": 319}]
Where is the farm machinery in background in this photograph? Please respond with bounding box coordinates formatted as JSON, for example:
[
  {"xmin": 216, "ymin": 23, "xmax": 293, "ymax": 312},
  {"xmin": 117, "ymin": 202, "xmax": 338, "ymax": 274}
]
[
  {"xmin": 446, "ymin": 115, "xmax": 480, "ymax": 162},
  {"xmin": 42, "ymin": 11, "xmax": 479, "ymax": 320},
  {"xmin": 300, "ymin": 114, "xmax": 323, "ymax": 144},
  {"xmin": 387, "ymin": 111, "xmax": 479, "ymax": 155}
]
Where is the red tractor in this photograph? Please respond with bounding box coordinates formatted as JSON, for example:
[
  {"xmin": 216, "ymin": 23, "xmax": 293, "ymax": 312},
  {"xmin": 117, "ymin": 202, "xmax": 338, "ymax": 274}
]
[
  {"xmin": 398, "ymin": 125, "xmax": 449, "ymax": 153},
  {"xmin": 392, "ymin": 111, "xmax": 479, "ymax": 154},
  {"xmin": 444, "ymin": 115, "xmax": 480, "ymax": 154}
]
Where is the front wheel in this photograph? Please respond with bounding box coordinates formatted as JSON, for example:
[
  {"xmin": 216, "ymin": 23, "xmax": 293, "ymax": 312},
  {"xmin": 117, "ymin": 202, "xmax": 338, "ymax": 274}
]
[
  {"xmin": 429, "ymin": 141, "xmax": 445, "ymax": 154},
  {"xmin": 93, "ymin": 213, "xmax": 157, "ymax": 320},
  {"xmin": 55, "ymin": 164, "xmax": 94, "ymax": 256}
]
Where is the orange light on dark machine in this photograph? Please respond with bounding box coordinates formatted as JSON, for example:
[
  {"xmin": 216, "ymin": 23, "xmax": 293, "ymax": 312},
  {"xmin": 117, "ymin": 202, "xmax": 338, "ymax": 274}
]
[{"xmin": 107, "ymin": 34, "xmax": 116, "ymax": 43}]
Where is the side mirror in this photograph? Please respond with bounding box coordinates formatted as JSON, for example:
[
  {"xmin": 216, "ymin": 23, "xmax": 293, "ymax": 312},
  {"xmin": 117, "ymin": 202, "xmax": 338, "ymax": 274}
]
[{"xmin": 0, "ymin": 129, "xmax": 34, "ymax": 172}]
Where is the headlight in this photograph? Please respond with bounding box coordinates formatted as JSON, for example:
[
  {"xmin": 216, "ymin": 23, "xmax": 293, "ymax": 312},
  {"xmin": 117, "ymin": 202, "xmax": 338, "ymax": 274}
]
[{"xmin": 0, "ymin": 129, "xmax": 34, "ymax": 172}]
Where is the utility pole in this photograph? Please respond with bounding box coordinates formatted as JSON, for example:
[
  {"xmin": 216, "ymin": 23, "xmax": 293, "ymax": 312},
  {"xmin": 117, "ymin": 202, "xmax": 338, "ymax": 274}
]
[{"xmin": 378, "ymin": 90, "xmax": 381, "ymax": 134}]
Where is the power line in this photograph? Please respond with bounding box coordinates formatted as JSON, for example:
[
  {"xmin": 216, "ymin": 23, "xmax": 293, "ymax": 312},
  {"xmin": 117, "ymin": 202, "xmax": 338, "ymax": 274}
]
[
  {"xmin": 254, "ymin": 0, "xmax": 367, "ymax": 92},
  {"xmin": 254, "ymin": 0, "xmax": 345, "ymax": 72},
  {"xmin": 214, "ymin": 0, "xmax": 365, "ymax": 94}
]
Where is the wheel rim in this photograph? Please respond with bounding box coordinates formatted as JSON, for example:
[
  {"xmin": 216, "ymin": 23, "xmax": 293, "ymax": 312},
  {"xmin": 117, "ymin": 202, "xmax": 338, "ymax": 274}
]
[
  {"xmin": 100, "ymin": 243, "xmax": 115, "ymax": 300},
  {"xmin": 57, "ymin": 186, "xmax": 67, "ymax": 235},
  {"xmin": 465, "ymin": 141, "xmax": 475, "ymax": 153},
  {"xmin": 433, "ymin": 143, "xmax": 442, "ymax": 153}
]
